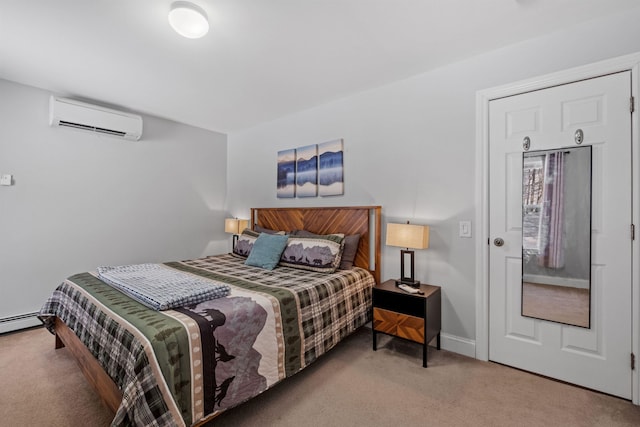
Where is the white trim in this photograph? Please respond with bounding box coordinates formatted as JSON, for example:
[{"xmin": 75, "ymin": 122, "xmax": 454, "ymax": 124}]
[
  {"xmin": 475, "ymin": 51, "xmax": 640, "ymax": 405},
  {"xmin": 440, "ymin": 333, "xmax": 476, "ymax": 359},
  {"xmin": 631, "ymin": 62, "xmax": 640, "ymax": 407},
  {"xmin": 475, "ymin": 86, "xmax": 490, "ymax": 361}
]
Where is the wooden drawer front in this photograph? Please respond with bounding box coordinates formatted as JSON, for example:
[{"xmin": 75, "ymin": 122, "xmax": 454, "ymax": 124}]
[{"xmin": 373, "ymin": 308, "xmax": 424, "ymax": 344}]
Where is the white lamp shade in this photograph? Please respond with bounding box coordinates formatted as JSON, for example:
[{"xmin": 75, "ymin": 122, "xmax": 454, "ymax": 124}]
[
  {"xmin": 386, "ymin": 223, "xmax": 429, "ymax": 249},
  {"xmin": 168, "ymin": 1, "xmax": 209, "ymax": 39},
  {"xmin": 225, "ymin": 218, "xmax": 248, "ymax": 234}
]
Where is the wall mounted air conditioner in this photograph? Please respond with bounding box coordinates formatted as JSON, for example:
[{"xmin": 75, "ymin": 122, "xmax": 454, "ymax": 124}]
[{"xmin": 49, "ymin": 96, "xmax": 143, "ymax": 141}]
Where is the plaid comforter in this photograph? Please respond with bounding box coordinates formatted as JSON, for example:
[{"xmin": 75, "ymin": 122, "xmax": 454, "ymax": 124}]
[{"xmin": 38, "ymin": 254, "xmax": 374, "ymax": 427}]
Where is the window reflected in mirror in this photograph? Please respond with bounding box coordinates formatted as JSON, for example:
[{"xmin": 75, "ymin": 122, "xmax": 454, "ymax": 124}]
[{"xmin": 521, "ymin": 146, "xmax": 592, "ymax": 328}]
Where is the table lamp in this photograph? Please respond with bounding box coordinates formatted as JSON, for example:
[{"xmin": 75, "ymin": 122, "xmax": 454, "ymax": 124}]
[
  {"xmin": 225, "ymin": 217, "xmax": 249, "ymax": 249},
  {"xmin": 386, "ymin": 221, "xmax": 430, "ymax": 287}
]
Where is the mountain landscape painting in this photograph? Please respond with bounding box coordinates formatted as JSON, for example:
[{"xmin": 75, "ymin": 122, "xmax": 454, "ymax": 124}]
[
  {"xmin": 318, "ymin": 139, "xmax": 344, "ymax": 196},
  {"xmin": 277, "ymin": 139, "xmax": 344, "ymax": 199},
  {"xmin": 296, "ymin": 144, "xmax": 318, "ymax": 197},
  {"xmin": 277, "ymin": 148, "xmax": 296, "ymax": 198}
]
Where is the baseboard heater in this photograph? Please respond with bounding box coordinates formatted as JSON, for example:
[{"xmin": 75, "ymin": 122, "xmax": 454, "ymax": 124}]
[{"xmin": 0, "ymin": 312, "xmax": 41, "ymax": 334}]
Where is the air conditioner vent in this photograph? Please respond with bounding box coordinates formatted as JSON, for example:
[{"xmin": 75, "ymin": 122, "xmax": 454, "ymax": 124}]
[
  {"xmin": 49, "ymin": 96, "xmax": 143, "ymax": 141},
  {"xmin": 58, "ymin": 120, "xmax": 128, "ymax": 137}
]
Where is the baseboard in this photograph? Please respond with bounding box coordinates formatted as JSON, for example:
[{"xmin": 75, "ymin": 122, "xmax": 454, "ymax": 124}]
[
  {"xmin": 363, "ymin": 322, "xmax": 477, "ymax": 359},
  {"xmin": 439, "ymin": 333, "xmax": 476, "ymax": 358},
  {"xmin": 0, "ymin": 312, "xmax": 41, "ymax": 334}
]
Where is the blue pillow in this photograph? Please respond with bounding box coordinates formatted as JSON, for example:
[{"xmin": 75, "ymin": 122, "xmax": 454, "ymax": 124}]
[{"xmin": 245, "ymin": 233, "xmax": 289, "ymax": 270}]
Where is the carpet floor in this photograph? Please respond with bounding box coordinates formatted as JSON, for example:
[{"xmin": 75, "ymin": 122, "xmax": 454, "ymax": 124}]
[{"xmin": 1, "ymin": 326, "xmax": 640, "ymax": 426}]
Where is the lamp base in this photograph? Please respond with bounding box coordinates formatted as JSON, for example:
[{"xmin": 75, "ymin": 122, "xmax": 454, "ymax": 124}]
[{"xmin": 395, "ymin": 278, "xmax": 421, "ymax": 288}]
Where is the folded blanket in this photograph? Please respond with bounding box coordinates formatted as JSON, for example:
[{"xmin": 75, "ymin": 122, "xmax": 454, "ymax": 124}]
[{"xmin": 97, "ymin": 263, "xmax": 231, "ymax": 310}]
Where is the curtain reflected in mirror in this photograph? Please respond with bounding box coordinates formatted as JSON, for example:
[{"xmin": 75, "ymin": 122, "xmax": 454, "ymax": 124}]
[{"xmin": 522, "ymin": 146, "xmax": 592, "ymax": 328}]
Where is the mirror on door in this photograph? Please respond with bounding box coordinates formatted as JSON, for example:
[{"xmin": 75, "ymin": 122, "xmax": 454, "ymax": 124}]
[{"xmin": 521, "ymin": 145, "xmax": 592, "ymax": 328}]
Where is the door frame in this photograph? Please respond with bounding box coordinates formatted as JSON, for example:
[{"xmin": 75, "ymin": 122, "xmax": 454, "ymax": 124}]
[{"xmin": 475, "ymin": 52, "xmax": 640, "ymax": 404}]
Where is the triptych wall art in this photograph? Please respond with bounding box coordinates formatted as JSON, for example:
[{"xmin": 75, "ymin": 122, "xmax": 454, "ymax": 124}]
[{"xmin": 277, "ymin": 139, "xmax": 344, "ymax": 198}]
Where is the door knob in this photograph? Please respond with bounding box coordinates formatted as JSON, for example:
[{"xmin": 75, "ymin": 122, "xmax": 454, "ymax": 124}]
[{"xmin": 494, "ymin": 238, "xmax": 505, "ymax": 247}]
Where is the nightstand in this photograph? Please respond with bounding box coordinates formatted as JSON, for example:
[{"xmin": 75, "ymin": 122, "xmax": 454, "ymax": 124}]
[{"xmin": 372, "ymin": 279, "xmax": 441, "ymax": 367}]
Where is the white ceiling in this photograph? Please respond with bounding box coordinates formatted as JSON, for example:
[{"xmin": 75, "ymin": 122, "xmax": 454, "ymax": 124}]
[{"xmin": 1, "ymin": 0, "xmax": 639, "ymax": 133}]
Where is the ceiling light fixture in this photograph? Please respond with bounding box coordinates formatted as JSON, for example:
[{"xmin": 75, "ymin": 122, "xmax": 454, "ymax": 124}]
[{"xmin": 168, "ymin": 1, "xmax": 209, "ymax": 39}]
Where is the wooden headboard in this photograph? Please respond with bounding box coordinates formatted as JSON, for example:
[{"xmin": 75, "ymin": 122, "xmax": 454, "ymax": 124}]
[{"xmin": 250, "ymin": 206, "xmax": 381, "ymax": 284}]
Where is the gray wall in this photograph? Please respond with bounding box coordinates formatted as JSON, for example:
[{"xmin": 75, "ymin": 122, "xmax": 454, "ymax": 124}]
[
  {"xmin": 226, "ymin": 7, "xmax": 640, "ymax": 348},
  {"xmin": 0, "ymin": 79, "xmax": 228, "ymax": 331}
]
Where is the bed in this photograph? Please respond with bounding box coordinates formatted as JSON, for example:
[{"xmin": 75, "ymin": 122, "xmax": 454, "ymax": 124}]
[{"xmin": 38, "ymin": 206, "xmax": 381, "ymax": 427}]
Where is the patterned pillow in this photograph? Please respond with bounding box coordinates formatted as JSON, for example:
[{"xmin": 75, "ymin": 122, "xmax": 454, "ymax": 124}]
[
  {"xmin": 232, "ymin": 229, "xmax": 260, "ymax": 258},
  {"xmin": 293, "ymin": 230, "xmax": 360, "ymax": 269},
  {"xmin": 279, "ymin": 233, "xmax": 345, "ymax": 273}
]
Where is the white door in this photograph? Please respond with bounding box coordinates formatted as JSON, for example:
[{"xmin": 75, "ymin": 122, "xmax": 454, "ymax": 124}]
[{"xmin": 489, "ymin": 71, "xmax": 633, "ymax": 398}]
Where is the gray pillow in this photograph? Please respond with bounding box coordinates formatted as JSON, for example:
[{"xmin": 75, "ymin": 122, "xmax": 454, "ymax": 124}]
[
  {"xmin": 254, "ymin": 225, "xmax": 286, "ymax": 235},
  {"xmin": 338, "ymin": 234, "xmax": 361, "ymax": 269}
]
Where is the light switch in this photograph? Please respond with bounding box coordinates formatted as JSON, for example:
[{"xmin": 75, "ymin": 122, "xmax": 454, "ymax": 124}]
[
  {"xmin": 0, "ymin": 174, "xmax": 13, "ymax": 186},
  {"xmin": 459, "ymin": 220, "xmax": 472, "ymax": 238}
]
